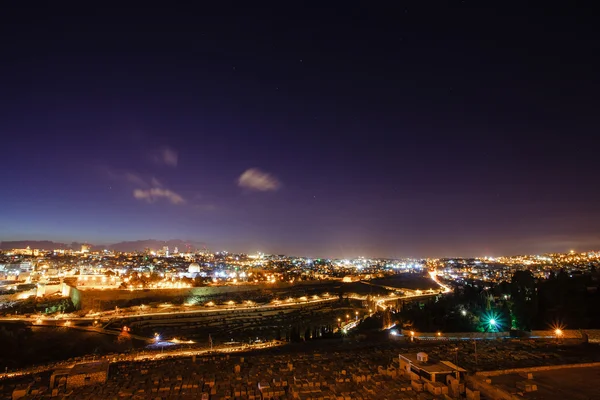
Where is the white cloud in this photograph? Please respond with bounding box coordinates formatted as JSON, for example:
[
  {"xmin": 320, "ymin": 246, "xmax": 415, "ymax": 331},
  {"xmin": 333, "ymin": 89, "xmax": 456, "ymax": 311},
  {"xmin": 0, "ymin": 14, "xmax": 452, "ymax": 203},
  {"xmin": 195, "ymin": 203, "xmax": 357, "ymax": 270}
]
[
  {"xmin": 151, "ymin": 147, "xmax": 178, "ymax": 167},
  {"xmin": 150, "ymin": 177, "xmax": 163, "ymax": 187},
  {"xmin": 101, "ymin": 167, "xmax": 148, "ymax": 187},
  {"xmin": 124, "ymin": 172, "xmax": 148, "ymax": 187},
  {"xmin": 133, "ymin": 188, "xmax": 185, "ymax": 205},
  {"xmin": 238, "ymin": 168, "xmax": 281, "ymax": 191}
]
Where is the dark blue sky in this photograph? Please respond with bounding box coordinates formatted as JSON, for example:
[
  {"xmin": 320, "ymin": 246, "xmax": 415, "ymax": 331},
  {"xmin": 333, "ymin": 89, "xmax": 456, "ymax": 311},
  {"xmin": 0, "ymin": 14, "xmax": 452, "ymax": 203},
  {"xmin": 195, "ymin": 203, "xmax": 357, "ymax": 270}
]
[{"xmin": 1, "ymin": 3, "xmax": 599, "ymax": 258}]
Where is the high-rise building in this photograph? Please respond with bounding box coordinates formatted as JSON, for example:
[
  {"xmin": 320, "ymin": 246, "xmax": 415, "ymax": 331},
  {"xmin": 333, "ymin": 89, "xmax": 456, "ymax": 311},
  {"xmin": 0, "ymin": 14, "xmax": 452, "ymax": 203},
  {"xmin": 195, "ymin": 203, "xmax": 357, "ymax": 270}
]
[{"xmin": 81, "ymin": 244, "xmax": 90, "ymax": 254}]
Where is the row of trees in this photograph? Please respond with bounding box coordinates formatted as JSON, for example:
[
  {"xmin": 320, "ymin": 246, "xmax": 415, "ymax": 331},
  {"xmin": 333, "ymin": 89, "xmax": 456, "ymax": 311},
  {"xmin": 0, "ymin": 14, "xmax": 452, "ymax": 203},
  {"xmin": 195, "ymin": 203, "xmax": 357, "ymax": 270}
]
[
  {"xmin": 285, "ymin": 324, "xmax": 337, "ymax": 342},
  {"xmin": 396, "ymin": 269, "xmax": 600, "ymax": 332}
]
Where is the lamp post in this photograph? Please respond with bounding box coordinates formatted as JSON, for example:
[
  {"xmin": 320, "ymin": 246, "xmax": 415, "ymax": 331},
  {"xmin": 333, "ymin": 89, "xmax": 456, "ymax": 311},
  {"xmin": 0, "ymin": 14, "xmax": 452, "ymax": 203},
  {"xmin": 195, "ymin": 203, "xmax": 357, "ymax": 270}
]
[{"xmin": 555, "ymin": 328, "xmax": 563, "ymax": 344}]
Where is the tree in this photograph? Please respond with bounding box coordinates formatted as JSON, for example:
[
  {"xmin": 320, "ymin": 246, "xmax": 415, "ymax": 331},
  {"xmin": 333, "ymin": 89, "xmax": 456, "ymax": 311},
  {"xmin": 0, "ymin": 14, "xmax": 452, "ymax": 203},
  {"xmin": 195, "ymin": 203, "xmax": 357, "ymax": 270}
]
[
  {"xmin": 510, "ymin": 270, "xmax": 537, "ymax": 330},
  {"xmin": 304, "ymin": 327, "xmax": 311, "ymax": 341}
]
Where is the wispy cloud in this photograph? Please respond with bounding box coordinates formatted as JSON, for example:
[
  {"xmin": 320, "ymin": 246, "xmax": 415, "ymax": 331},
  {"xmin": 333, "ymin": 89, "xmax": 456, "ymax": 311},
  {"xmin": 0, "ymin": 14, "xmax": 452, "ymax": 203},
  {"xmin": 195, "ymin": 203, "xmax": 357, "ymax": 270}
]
[
  {"xmin": 100, "ymin": 166, "xmax": 185, "ymax": 205},
  {"xmin": 151, "ymin": 146, "xmax": 178, "ymax": 167},
  {"xmin": 133, "ymin": 188, "xmax": 185, "ymax": 205},
  {"xmin": 151, "ymin": 177, "xmax": 163, "ymax": 187},
  {"xmin": 238, "ymin": 168, "xmax": 281, "ymax": 191},
  {"xmin": 124, "ymin": 172, "xmax": 148, "ymax": 187}
]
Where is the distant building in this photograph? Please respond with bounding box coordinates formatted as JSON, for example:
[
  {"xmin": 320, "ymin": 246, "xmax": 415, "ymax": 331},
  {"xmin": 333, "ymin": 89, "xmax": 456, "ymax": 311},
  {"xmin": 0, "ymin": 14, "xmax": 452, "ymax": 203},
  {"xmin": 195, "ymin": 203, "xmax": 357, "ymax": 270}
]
[
  {"xmin": 189, "ymin": 263, "xmax": 201, "ymax": 274},
  {"xmin": 81, "ymin": 244, "xmax": 90, "ymax": 254},
  {"xmin": 50, "ymin": 360, "xmax": 109, "ymax": 390},
  {"xmin": 399, "ymin": 352, "xmax": 466, "ymax": 383},
  {"xmin": 10, "ymin": 246, "xmax": 35, "ymax": 256}
]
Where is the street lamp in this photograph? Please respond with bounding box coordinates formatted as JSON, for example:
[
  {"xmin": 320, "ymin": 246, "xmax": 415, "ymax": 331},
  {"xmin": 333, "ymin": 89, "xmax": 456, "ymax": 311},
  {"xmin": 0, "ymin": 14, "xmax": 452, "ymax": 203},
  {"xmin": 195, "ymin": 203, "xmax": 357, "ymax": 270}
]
[
  {"xmin": 483, "ymin": 312, "xmax": 501, "ymax": 332},
  {"xmin": 555, "ymin": 328, "xmax": 563, "ymax": 337}
]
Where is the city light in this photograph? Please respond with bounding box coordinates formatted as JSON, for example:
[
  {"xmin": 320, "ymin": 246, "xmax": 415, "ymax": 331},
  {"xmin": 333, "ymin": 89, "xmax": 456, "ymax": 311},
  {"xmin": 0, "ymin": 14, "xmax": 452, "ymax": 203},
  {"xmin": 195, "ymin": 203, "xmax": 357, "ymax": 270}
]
[
  {"xmin": 482, "ymin": 312, "xmax": 501, "ymax": 332},
  {"xmin": 555, "ymin": 328, "xmax": 563, "ymax": 337}
]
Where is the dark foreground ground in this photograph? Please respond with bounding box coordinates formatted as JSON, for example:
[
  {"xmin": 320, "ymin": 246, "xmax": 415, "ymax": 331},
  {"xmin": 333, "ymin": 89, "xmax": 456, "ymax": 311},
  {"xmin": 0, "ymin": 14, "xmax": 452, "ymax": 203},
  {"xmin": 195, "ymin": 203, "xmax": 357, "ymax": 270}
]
[
  {"xmin": 2, "ymin": 335, "xmax": 600, "ymax": 399},
  {"xmin": 491, "ymin": 366, "xmax": 600, "ymax": 400}
]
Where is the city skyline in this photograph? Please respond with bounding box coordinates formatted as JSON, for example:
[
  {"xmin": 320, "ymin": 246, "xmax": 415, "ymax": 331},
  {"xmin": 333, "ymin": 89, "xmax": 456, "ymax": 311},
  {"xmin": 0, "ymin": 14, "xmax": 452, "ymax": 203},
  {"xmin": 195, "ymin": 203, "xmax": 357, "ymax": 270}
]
[
  {"xmin": 0, "ymin": 238, "xmax": 597, "ymax": 261},
  {"xmin": 2, "ymin": 4, "xmax": 600, "ymax": 258}
]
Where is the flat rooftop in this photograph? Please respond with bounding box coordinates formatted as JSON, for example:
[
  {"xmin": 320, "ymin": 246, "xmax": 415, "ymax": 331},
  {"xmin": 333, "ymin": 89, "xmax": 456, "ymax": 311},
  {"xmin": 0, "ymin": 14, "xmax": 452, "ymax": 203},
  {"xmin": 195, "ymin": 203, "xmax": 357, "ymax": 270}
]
[
  {"xmin": 491, "ymin": 365, "xmax": 600, "ymax": 400},
  {"xmin": 400, "ymin": 353, "xmax": 466, "ymax": 373},
  {"xmin": 69, "ymin": 360, "xmax": 109, "ymax": 375}
]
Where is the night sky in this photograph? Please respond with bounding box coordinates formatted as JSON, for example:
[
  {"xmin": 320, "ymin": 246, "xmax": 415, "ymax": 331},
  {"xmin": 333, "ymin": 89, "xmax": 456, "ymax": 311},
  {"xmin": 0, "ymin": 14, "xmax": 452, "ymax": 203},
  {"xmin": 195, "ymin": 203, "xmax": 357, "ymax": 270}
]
[{"xmin": 1, "ymin": 4, "xmax": 599, "ymax": 258}]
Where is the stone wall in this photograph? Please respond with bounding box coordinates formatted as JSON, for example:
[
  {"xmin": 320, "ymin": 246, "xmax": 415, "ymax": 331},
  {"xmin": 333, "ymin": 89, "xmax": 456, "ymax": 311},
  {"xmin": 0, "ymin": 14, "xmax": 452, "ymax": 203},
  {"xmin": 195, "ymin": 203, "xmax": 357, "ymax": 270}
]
[
  {"xmin": 66, "ymin": 280, "xmax": 343, "ymax": 310},
  {"xmin": 400, "ymin": 329, "xmax": 600, "ymax": 342},
  {"xmin": 67, "ymin": 371, "xmax": 107, "ymax": 389},
  {"xmin": 400, "ymin": 329, "xmax": 507, "ymax": 340},
  {"xmin": 466, "ymin": 376, "xmax": 520, "ymax": 400},
  {"xmin": 475, "ymin": 361, "xmax": 600, "ymax": 377},
  {"xmin": 68, "ymin": 284, "xmax": 279, "ymax": 310}
]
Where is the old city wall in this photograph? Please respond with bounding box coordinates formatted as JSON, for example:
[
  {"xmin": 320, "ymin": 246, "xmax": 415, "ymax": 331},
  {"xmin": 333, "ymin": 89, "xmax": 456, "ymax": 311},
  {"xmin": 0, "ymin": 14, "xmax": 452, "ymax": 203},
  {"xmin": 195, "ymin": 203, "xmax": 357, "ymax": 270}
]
[
  {"xmin": 66, "ymin": 283, "xmax": 306, "ymax": 310},
  {"xmin": 65, "ymin": 279, "xmax": 338, "ymax": 310}
]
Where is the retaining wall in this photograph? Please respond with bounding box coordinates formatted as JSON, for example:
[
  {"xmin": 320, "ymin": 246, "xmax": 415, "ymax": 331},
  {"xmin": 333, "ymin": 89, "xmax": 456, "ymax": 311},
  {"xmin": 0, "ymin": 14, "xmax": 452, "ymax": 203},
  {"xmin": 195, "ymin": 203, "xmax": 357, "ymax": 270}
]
[
  {"xmin": 400, "ymin": 329, "xmax": 600, "ymax": 342},
  {"xmin": 466, "ymin": 376, "xmax": 520, "ymax": 400},
  {"xmin": 475, "ymin": 361, "xmax": 600, "ymax": 377}
]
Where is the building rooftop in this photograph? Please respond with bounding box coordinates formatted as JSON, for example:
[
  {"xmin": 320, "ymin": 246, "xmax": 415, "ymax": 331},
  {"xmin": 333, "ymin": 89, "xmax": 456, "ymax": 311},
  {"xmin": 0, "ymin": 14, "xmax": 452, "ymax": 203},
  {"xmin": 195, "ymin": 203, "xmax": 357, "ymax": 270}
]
[
  {"xmin": 69, "ymin": 360, "xmax": 109, "ymax": 375},
  {"xmin": 400, "ymin": 353, "xmax": 466, "ymax": 373}
]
